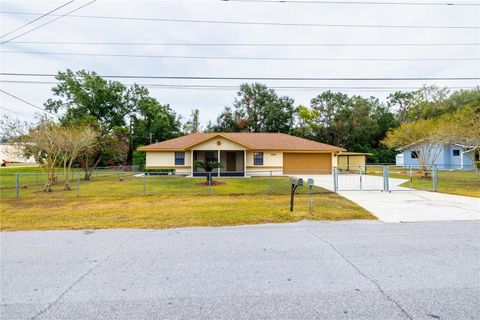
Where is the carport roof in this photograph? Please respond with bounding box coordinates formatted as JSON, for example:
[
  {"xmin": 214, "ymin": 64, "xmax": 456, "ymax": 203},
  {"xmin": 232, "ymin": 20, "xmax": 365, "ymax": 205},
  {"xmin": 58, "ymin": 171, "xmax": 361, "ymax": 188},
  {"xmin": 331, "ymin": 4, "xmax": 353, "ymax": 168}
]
[{"xmin": 138, "ymin": 133, "xmax": 346, "ymax": 152}]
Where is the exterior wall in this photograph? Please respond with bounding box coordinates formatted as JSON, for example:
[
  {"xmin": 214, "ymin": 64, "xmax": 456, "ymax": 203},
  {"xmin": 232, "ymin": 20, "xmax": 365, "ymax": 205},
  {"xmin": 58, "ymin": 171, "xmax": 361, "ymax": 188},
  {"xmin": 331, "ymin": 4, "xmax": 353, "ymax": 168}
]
[
  {"xmin": 337, "ymin": 155, "xmax": 366, "ymax": 171},
  {"xmin": 397, "ymin": 144, "xmax": 474, "ymax": 169},
  {"xmin": 246, "ymin": 151, "xmax": 283, "ymax": 176},
  {"xmin": 146, "ymin": 151, "xmax": 192, "ymax": 174}
]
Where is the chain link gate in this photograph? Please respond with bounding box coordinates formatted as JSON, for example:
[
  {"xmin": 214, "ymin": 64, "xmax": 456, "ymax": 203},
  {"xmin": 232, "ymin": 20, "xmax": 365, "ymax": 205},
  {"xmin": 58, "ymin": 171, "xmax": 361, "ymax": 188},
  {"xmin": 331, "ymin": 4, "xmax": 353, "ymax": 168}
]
[{"xmin": 333, "ymin": 165, "xmax": 437, "ymax": 192}]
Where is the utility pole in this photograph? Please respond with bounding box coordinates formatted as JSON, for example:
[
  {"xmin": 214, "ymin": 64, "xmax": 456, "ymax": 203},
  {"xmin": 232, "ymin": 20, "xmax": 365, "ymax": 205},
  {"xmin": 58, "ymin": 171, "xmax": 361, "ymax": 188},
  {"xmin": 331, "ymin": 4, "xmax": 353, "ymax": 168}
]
[{"xmin": 149, "ymin": 132, "xmax": 153, "ymax": 144}]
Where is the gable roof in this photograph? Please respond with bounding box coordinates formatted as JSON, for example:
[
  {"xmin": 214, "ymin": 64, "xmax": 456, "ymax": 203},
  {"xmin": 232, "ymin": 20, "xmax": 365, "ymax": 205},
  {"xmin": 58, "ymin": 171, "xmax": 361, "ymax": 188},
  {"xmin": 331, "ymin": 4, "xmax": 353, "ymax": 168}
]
[{"xmin": 138, "ymin": 132, "xmax": 345, "ymax": 152}]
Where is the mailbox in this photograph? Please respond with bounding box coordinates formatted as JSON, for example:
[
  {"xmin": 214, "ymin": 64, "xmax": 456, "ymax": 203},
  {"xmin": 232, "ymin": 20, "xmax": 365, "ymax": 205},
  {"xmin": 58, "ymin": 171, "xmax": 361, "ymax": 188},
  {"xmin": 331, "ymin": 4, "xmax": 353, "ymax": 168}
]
[
  {"xmin": 290, "ymin": 177, "xmax": 304, "ymax": 187},
  {"xmin": 307, "ymin": 178, "xmax": 314, "ymax": 187},
  {"xmin": 289, "ymin": 176, "xmax": 304, "ymax": 212}
]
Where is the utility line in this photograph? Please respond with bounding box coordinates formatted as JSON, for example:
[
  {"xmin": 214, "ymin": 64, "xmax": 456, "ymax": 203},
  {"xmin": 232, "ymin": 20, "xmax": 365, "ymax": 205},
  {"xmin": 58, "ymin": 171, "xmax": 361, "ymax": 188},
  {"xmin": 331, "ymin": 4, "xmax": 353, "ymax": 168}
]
[
  {"xmin": 0, "ymin": 1, "xmax": 96, "ymax": 45},
  {"xmin": 5, "ymin": 41, "xmax": 479, "ymax": 47},
  {"xmin": 1, "ymin": 50, "xmax": 477, "ymax": 61},
  {"xmin": 0, "ymin": 89, "xmax": 57, "ymax": 117},
  {"xmin": 1, "ymin": 73, "xmax": 478, "ymax": 81},
  {"xmin": 1, "ymin": 80, "xmax": 475, "ymax": 90},
  {"xmin": 222, "ymin": 0, "xmax": 479, "ymax": 5},
  {"xmin": 0, "ymin": 11, "xmax": 476, "ymax": 29},
  {"xmin": 0, "ymin": 106, "xmax": 29, "ymax": 118},
  {"xmin": 0, "ymin": 1, "xmax": 74, "ymax": 39}
]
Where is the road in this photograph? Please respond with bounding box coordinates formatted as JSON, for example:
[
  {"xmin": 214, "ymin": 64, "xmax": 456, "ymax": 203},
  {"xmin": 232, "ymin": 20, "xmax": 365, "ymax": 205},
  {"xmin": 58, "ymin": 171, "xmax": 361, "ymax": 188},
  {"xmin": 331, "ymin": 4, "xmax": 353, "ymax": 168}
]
[{"xmin": 1, "ymin": 221, "xmax": 479, "ymax": 319}]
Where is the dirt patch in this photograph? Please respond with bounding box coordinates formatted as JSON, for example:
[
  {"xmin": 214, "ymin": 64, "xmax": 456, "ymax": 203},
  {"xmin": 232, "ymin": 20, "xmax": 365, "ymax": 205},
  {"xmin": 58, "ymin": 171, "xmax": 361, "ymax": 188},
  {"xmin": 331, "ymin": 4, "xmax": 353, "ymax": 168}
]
[{"xmin": 195, "ymin": 181, "xmax": 227, "ymax": 186}]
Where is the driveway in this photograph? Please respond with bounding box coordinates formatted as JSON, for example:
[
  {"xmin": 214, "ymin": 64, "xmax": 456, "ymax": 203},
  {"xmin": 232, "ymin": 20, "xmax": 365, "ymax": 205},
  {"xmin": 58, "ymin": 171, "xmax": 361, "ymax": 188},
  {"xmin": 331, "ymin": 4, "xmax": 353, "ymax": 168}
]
[
  {"xmin": 298, "ymin": 174, "xmax": 480, "ymax": 223},
  {"xmin": 1, "ymin": 221, "xmax": 479, "ymax": 319}
]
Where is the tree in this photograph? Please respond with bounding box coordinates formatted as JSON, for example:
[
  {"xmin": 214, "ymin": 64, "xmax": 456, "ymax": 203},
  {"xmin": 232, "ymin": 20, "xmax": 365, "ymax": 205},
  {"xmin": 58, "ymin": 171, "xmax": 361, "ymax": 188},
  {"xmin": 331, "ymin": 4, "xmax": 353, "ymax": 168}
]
[
  {"xmin": 193, "ymin": 160, "xmax": 224, "ymax": 184},
  {"xmin": 382, "ymin": 119, "xmax": 448, "ymax": 175},
  {"xmin": 183, "ymin": 109, "xmax": 201, "ymax": 134},
  {"xmin": 296, "ymin": 91, "xmax": 398, "ymax": 162},
  {"xmin": 44, "ymin": 69, "xmax": 179, "ymax": 179},
  {"xmin": 132, "ymin": 99, "xmax": 181, "ymax": 147},
  {"xmin": 209, "ymin": 83, "xmax": 296, "ymax": 133},
  {"xmin": 58, "ymin": 126, "xmax": 97, "ymax": 190},
  {"xmin": 440, "ymin": 106, "xmax": 480, "ymax": 174}
]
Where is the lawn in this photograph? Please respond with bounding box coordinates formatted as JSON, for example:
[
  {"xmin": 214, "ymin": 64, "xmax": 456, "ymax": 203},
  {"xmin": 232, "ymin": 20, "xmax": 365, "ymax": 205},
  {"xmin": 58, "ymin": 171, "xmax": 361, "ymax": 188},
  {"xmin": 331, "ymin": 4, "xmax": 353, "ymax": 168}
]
[{"xmin": 0, "ymin": 174, "xmax": 374, "ymax": 231}]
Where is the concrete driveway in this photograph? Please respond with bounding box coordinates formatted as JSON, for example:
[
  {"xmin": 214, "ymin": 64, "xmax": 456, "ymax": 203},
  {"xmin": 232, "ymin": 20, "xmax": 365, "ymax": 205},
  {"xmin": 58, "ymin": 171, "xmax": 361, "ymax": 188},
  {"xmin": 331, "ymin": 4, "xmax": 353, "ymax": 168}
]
[
  {"xmin": 1, "ymin": 221, "xmax": 479, "ymax": 320},
  {"xmin": 297, "ymin": 174, "xmax": 480, "ymax": 223}
]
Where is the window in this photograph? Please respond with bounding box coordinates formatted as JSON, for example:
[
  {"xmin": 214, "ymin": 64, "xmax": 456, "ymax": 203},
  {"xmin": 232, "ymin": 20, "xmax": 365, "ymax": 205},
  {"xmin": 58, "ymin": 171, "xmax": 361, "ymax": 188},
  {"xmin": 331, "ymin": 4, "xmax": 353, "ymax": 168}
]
[
  {"xmin": 411, "ymin": 151, "xmax": 419, "ymax": 159},
  {"xmin": 254, "ymin": 152, "xmax": 264, "ymax": 165},
  {"xmin": 175, "ymin": 152, "xmax": 185, "ymax": 165},
  {"xmin": 205, "ymin": 151, "xmax": 217, "ymax": 163},
  {"xmin": 453, "ymin": 149, "xmax": 460, "ymax": 156}
]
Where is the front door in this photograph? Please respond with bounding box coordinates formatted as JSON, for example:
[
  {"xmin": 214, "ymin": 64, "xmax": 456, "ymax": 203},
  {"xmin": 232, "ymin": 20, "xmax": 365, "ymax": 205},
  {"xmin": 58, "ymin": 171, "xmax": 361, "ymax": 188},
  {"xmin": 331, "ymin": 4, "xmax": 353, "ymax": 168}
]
[{"xmin": 227, "ymin": 152, "xmax": 236, "ymax": 172}]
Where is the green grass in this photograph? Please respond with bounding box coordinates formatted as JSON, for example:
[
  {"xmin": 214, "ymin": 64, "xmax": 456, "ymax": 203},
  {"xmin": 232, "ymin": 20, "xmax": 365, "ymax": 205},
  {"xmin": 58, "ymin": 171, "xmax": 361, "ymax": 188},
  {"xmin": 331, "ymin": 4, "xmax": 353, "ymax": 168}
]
[{"xmin": 0, "ymin": 174, "xmax": 375, "ymax": 231}]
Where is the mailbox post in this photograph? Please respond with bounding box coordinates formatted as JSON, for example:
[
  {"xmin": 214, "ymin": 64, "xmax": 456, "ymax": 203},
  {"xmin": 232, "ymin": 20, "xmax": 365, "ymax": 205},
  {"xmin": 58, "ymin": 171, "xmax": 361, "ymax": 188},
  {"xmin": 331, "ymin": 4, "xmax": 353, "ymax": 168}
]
[
  {"xmin": 290, "ymin": 177, "xmax": 304, "ymax": 213},
  {"xmin": 307, "ymin": 178, "xmax": 314, "ymax": 215}
]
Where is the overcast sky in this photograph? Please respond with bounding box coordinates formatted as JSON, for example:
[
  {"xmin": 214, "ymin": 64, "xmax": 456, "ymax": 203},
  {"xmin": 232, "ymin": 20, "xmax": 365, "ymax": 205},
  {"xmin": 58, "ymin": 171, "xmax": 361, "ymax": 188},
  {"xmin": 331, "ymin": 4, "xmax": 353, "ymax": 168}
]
[{"xmin": 0, "ymin": 0, "xmax": 479, "ymax": 126}]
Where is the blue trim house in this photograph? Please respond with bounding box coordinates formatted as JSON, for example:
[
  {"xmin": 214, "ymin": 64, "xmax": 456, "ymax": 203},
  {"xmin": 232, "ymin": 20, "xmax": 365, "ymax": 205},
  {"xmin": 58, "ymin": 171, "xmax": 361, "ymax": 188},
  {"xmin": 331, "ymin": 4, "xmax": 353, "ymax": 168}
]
[{"xmin": 396, "ymin": 144, "xmax": 475, "ymax": 170}]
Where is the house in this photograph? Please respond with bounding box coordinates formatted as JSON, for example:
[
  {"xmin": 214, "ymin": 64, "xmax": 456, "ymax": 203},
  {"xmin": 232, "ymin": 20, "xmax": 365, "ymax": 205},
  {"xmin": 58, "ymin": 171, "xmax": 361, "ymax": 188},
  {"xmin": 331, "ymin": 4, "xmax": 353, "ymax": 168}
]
[
  {"xmin": 138, "ymin": 132, "xmax": 346, "ymax": 176},
  {"xmin": 396, "ymin": 143, "xmax": 475, "ymax": 170},
  {"xmin": 0, "ymin": 143, "xmax": 35, "ymax": 164}
]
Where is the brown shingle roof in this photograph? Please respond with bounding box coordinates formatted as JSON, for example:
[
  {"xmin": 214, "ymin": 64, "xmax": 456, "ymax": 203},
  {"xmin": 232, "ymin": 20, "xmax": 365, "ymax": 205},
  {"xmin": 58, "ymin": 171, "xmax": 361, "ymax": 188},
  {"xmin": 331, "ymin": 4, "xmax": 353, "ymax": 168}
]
[{"xmin": 138, "ymin": 132, "xmax": 345, "ymax": 152}]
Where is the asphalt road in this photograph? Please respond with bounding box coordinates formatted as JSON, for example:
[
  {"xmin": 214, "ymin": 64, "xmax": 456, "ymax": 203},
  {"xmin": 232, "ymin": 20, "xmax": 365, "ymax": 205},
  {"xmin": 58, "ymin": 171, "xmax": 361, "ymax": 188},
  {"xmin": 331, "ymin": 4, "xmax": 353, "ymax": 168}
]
[{"xmin": 1, "ymin": 221, "xmax": 479, "ymax": 320}]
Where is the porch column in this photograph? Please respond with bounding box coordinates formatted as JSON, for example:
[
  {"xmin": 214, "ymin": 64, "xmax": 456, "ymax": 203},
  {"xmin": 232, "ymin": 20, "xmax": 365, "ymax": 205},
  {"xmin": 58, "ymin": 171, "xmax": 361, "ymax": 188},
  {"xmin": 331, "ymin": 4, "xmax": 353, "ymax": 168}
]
[
  {"xmin": 218, "ymin": 149, "xmax": 221, "ymax": 177},
  {"xmin": 191, "ymin": 149, "xmax": 194, "ymax": 176},
  {"xmin": 244, "ymin": 150, "xmax": 247, "ymax": 177}
]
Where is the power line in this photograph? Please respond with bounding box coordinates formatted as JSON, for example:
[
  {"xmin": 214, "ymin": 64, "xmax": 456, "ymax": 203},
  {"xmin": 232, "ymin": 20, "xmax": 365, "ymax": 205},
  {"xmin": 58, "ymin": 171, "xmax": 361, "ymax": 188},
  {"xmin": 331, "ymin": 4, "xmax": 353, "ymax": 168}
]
[
  {"xmin": 0, "ymin": 1, "xmax": 74, "ymax": 39},
  {"xmin": 222, "ymin": 0, "xmax": 479, "ymax": 5},
  {"xmin": 1, "ymin": 80, "xmax": 475, "ymax": 91},
  {"xmin": 0, "ymin": 106, "xmax": 29, "ymax": 118},
  {"xmin": 2, "ymin": 50, "xmax": 477, "ymax": 61},
  {"xmin": 0, "ymin": 11, "xmax": 477, "ymax": 29},
  {"xmin": 0, "ymin": 1, "xmax": 96, "ymax": 45},
  {"xmin": 5, "ymin": 41, "xmax": 479, "ymax": 47},
  {"xmin": 0, "ymin": 89, "xmax": 58, "ymax": 117},
  {"xmin": 1, "ymin": 73, "xmax": 478, "ymax": 81}
]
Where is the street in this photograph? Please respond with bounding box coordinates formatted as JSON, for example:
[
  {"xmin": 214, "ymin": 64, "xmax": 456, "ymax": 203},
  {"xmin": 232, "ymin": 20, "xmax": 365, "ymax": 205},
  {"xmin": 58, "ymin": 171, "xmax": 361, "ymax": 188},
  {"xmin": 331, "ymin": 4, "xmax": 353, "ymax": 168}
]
[{"xmin": 1, "ymin": 221, "xmax": 479, "ymax": 320}]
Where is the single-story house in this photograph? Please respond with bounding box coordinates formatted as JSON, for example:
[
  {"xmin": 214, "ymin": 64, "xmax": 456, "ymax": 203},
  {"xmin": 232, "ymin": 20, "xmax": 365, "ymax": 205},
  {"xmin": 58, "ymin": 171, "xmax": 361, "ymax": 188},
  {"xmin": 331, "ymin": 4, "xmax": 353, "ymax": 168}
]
[
  {"xmin": 395, "ymin": 143, "xmax": 475, "ymax": 170},
  {"xmin": 0, "ymin": 143, "xmax": 35, "ymax": 164},
  {"xmin": 138, "ymin": 132, "xmax": 346, "ymax": 176}
]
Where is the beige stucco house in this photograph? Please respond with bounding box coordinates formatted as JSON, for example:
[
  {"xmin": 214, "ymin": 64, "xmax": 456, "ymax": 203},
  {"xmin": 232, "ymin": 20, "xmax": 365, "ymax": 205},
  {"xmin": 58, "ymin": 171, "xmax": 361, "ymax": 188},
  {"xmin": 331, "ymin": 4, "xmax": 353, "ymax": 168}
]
[{"xmin": 138, "ymin": 132, "xmax": 349, "ymax": 176}]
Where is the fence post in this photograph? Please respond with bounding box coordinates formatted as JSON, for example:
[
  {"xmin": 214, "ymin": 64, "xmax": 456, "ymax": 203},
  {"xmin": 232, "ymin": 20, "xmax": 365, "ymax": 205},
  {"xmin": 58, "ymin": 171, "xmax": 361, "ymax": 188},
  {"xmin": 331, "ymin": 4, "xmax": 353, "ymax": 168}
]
[
  {"xmin": 359, "ymin": 165, "xmax": 363, "ymax": 190},
  {"xmin": 15, "ymin": 173, "xmax": 19, "ymax": 199},
  {"xmin": 383, "ymin": 166, "xmax": 389, "ymax": 192},
  {"xmin": 333, "ymin": 168, "xmax": 338, "ymax": 192},
  {"xmin": 208, "ymin": 172, "xmax": 212, "ymax": 195},
  {"xmin": 143, "ymin": 173, "xmax": 147, "ymax": 196},
  {"xmin": 76, "ymin": 174, "xmax": 80, "ymax": 197},
  {"xmin": 432, "ymin": 166, "xmax": 438, "ymax": 192},
  {"xmin": 269, "ymin": 171, "xmax": 273, "ymax": 194},
  {"xmin": 409, "ymin": 166, "xmax": 413, "ymax": 190}
]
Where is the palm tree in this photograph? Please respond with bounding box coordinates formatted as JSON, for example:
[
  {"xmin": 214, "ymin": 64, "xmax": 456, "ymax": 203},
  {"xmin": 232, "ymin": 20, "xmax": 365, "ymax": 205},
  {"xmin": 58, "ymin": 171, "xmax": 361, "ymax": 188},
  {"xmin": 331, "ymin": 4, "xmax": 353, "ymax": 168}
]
[{"xmin": 194, "ymin": 160, "xmax": 224, "ymax": 183}]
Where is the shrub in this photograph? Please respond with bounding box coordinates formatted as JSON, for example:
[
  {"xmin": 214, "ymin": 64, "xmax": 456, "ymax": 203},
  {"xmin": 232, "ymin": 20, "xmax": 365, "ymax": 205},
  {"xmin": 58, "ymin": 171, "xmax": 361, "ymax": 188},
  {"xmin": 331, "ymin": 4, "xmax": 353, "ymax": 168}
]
[{"xmin": 144, "ymin": 168, "xmax": 175, "ymax": 176}]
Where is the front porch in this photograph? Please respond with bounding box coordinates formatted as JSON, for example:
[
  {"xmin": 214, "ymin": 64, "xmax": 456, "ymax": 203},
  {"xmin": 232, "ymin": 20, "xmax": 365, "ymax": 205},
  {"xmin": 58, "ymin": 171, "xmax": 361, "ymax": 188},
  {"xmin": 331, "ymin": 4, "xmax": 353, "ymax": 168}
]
[{"xmin": 191, "ymin": 150, "xmax": 246, "ymax": 177}]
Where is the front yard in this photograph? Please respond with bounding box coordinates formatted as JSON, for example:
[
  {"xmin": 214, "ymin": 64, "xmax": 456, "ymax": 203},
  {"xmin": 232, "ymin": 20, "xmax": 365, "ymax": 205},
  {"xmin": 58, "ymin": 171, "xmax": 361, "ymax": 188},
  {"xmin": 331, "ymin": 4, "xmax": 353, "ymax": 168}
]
[{"xmin": 0, "ymin": 173, "xmax": 374, "ymax": 231}]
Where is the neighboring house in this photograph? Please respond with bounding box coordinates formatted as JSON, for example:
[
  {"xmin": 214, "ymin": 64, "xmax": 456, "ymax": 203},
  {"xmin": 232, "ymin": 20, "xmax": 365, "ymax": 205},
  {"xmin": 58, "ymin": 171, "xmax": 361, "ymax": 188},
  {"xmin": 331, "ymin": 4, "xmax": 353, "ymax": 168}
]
[
  {"xmin": 138, "ymin": 132, "xmax": 345, "ymax": 176},
  {"xmin": 0, "ymin": 143, "xmax": 35, "ymax": 164},
  {"xmin": 396, "ymin": 143, "xmax": 475, "ymax": 170}
]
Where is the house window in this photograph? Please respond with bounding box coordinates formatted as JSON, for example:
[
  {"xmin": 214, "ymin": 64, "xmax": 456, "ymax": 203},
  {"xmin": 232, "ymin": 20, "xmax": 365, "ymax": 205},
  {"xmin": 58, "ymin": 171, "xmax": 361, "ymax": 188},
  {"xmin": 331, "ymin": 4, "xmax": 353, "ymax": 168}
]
[
  {"xmin": 453, "ymin": 149, "xmax": 460, "ymax": 156},
  {"xmin": 205, "ymin": 151, "xmax": 217, "ymax": 162},
  {"xmin": 175, "ymin": 152, "xmax": 185, "ymax": 165},
  {"xmin": 254, "ymin": 152, "xmax": 264, "ymax": 165},
  {"xmin": 411, "ymin": 151, "xmax": 419, "ymax": 159}
]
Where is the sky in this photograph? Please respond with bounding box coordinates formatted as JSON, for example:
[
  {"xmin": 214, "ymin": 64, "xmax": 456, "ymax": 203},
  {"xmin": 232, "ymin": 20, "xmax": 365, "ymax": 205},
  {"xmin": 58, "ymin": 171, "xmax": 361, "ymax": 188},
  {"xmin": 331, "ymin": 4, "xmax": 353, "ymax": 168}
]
[{"xmin": 0, "ymin": 0, "xmax": 479, "ymax": 127}]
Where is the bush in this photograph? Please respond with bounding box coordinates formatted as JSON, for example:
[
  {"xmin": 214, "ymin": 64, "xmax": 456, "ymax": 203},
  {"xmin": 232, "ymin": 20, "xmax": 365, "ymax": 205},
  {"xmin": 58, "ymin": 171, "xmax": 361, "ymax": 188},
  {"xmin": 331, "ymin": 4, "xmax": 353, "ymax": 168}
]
[
  {"xmin": 476, "ymin": 161, "xmax": 480, "ymax": 168},
  {"xmin": 144, "ymin": 168, "xmax": 176, "ymax": 176}
]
